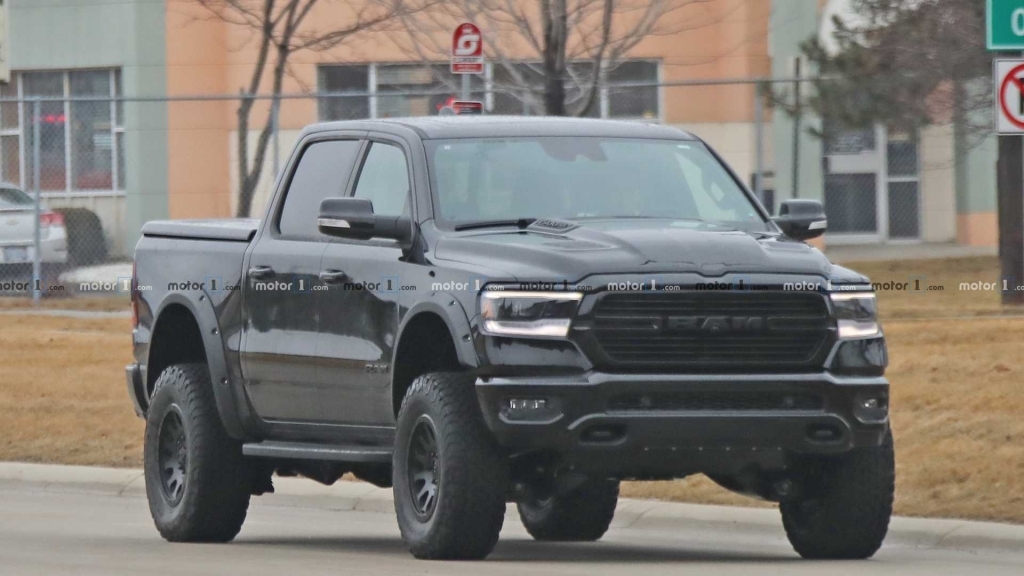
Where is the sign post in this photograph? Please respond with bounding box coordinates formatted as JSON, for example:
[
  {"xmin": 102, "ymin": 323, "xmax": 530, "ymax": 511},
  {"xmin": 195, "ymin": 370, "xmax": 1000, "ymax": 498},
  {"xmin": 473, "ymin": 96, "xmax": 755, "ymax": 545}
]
[
  {"xmin": 990, "ymin": 1, "xmax": 1024, "ymax": 303},
  {"xmin": 451, "ymin": 23, "xmax": 483, "ymax": 101}
]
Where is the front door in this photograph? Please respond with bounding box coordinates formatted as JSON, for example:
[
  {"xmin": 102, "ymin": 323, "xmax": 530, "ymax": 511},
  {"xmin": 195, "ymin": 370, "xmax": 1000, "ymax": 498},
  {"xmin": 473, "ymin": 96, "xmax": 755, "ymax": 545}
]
[
  {"xmin": 317, "ymin": 138, "xmax": 414, "ymax": 426},
  {"xmin": 241, "ymin": 137, "xmax": 364, "ymax": 423}
]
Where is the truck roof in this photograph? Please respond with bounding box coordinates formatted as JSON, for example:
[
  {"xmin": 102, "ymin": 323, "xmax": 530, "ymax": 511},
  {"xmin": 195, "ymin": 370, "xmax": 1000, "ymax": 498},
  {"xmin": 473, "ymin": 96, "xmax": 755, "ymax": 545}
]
[{"xmin": 306, "ymin": 116, "xmax": 696, "ymax": 141}]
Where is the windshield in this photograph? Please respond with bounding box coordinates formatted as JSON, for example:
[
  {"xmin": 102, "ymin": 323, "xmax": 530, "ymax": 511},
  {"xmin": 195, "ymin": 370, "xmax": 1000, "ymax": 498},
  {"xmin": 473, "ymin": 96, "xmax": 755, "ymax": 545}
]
[
  {"xmin": 426, "ymin": 137, "xmax": 768, "ymax": 230},
  {"xmin": 0, "ymin": 187, "xmax": 32, "ymax": 209}
]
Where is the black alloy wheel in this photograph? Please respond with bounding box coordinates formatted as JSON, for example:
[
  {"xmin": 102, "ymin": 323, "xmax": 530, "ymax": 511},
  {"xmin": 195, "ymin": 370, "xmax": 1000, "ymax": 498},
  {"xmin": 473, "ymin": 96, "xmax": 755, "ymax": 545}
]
[
  {"xmin": 406, "ymin": 416, "xmax": 440, "ymax": 519},
  {"xmin": 157, "ymin": 407, "xmax": 188, "ymax": 505}
]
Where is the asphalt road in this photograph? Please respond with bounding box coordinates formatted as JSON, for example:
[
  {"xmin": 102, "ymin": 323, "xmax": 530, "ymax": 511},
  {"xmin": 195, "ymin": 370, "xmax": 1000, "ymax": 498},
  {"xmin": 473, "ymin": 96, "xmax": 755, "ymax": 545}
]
[{"xmin": 3, "ymin": 484, "xmax": 1024, "ymax": 576}]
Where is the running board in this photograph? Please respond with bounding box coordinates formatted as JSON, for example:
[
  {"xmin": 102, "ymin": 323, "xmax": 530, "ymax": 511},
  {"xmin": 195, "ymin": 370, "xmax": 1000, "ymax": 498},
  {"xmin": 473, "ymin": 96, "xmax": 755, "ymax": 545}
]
[{"xmin": 242, "ymin": 441, "xmax": 392, "ymax": 463}]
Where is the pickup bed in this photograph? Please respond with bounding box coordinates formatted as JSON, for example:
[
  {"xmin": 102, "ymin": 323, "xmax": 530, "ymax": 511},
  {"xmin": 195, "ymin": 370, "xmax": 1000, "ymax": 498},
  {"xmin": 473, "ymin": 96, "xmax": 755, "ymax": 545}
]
[{"xmin": 128, "ymin": 116, "xmax": 892, "ymax": 561}]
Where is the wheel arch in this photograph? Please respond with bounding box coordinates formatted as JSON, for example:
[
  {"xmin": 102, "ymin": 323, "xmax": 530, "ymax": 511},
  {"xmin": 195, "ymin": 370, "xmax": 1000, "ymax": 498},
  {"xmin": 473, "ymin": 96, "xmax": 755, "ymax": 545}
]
[
  {"xmin": 147, "ymin": 293, "xmax": 246, "ymax": 439},
  {"xmin": 391, "ymin": 297, "xmax": 478, "ymax": 416}
]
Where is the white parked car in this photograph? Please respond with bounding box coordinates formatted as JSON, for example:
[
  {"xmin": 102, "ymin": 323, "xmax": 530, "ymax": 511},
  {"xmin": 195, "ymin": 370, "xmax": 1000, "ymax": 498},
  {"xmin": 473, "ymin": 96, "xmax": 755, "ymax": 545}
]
[{"xmin": 0, "ymin": 184, "xmax": 68, "ymax": 268}]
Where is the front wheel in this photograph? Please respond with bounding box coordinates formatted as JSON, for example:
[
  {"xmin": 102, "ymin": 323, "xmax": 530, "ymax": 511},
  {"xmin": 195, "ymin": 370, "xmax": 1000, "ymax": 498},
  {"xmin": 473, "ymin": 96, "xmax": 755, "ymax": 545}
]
[
  {"xmin": 517, "ymin": 479, "xmax": 619, "ymax": 541},
  {"xmin": 392, "ymin": 372, "xmax": 509, "ymax": 560},
  {"xmin": 781, "ymin": 431, "xmax": 895, "ymax": 559}
]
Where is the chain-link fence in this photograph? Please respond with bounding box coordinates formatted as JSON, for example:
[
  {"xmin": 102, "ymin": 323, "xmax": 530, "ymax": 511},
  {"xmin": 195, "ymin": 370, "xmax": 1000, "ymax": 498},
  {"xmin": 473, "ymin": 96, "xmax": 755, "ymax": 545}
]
[{"xmin": 0, "ymin": 75, "xmax": 974, "ymax": 300}]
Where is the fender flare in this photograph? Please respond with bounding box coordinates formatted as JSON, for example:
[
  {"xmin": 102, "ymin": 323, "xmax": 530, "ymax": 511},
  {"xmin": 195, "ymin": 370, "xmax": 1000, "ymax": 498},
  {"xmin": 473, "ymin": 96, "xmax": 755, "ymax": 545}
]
[
  {"xmin": 149, "ymin": 292, "xmax": 246, "ymax": 439},
  {"xmin": 394, "ymin": 293, "xmax": 479, "ymax": 371}
]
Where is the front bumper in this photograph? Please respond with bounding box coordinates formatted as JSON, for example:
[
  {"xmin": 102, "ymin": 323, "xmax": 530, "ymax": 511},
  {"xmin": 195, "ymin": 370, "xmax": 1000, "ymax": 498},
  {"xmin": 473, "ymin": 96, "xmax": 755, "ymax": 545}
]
[{"xmin": 476, "ymin": 371, "xmax": 889, "ymax": 472}]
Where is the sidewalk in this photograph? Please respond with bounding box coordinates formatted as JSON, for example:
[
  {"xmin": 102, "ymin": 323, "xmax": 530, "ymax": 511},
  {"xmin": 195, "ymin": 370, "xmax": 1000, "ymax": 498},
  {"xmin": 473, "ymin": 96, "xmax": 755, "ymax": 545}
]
[{"xmin": 2, "ymin": 462, "xmax": 1023, "ymax": 554}]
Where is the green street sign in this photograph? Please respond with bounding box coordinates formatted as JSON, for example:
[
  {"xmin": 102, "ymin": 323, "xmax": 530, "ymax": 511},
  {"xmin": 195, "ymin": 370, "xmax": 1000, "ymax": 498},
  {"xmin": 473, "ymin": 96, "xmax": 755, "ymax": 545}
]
[{"xmin": 989, "ymin": 0, "xmax": 1024, "ymax": 50}]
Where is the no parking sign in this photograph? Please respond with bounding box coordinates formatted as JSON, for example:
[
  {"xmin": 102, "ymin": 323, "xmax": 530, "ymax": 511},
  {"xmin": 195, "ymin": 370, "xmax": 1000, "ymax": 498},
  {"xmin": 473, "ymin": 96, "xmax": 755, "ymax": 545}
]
[{"xmin": 996, "ymin": 59, "xmax": 1024, "ymax": 134}]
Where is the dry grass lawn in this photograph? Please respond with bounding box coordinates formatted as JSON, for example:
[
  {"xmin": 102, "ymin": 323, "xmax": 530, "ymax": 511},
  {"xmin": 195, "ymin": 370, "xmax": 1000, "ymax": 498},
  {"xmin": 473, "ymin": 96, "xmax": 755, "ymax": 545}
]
[
  {"xmin": 0, "ymin": 295, "xmax": 130, "ymax": 313},
  {"xmin": 850, "ymin": 256, "xmax": 1016, "ymax": 319},
  {"xmin": 0, "ymin": 314, "xmax": 140, "ymax": 466},
  {"xmin": 2, "ymin": 256, "xmax": 1023, "ymax": 522}
]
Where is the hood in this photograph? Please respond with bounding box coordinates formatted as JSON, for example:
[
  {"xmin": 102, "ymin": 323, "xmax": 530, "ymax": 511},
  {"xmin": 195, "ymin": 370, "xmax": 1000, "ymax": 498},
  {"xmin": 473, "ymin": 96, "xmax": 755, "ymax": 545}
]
[{"xmin": 434, "ymin": 219, "xmax": 863, "ymax": 284}]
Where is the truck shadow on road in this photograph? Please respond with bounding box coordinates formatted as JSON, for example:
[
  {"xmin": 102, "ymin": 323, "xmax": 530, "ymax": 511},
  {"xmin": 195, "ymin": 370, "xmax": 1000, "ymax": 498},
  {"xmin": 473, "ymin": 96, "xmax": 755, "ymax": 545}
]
[{"xmin": 233, "ymin": 536, "xmax": 800, "ymax": 564}]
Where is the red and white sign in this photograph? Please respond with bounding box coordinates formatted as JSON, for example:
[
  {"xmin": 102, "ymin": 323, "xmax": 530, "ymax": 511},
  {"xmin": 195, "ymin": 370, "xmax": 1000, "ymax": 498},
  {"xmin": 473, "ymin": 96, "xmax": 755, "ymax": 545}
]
[
  {"xmin": 451, "ymin": 23, "xmax": 483, "ymax": 75},
  {"xmin": 437, "ymin": 97, "xmax": 484, "ymax": 115},
  {"xmin": 996, "ymin": 59, "xmax": 1024, "ymax": 134}
]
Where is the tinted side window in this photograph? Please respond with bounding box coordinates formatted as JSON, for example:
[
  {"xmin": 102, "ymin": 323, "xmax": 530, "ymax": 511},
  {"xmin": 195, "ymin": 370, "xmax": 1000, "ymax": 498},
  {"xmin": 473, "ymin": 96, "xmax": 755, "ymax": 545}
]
[
  {"xmin": 352, "ymin": 142, "xmax": 410, "ymax": 217},
  {"xmin": 278, "ymin": 140, "xmax": 361, "ymax": 238}
]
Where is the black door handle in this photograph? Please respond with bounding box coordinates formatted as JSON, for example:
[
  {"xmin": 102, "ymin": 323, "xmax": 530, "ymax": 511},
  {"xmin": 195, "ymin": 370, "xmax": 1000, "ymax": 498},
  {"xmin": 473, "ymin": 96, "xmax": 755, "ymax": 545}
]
[
  {"xmin": 248, "ymin": 265, "xmax": 274, "ymax": 279},
  {"xmin": 319, "ymin": 269, "xmax": 347, "ymax": 284}
]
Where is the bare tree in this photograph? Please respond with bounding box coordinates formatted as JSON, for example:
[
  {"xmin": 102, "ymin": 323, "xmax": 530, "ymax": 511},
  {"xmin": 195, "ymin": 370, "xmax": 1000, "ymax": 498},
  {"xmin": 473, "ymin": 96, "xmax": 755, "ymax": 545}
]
[
  {"xmin": 396, "ymin": 0, "xmax": 713, "ymax": 117},
  {"xmin": 191, "ymin": 0, "xmax": 431, "ymax": 217}
]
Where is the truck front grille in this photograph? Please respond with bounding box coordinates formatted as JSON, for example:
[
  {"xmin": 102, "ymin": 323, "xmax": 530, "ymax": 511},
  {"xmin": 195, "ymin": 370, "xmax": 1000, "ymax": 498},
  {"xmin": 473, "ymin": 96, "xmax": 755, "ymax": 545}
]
[
  {"xmin": 608, "ymin": 391, "xmax": 824, "ymax": 412},
  {"xmin": 588, "ymin": 291, "xmax": 831, "ymax": 371}
]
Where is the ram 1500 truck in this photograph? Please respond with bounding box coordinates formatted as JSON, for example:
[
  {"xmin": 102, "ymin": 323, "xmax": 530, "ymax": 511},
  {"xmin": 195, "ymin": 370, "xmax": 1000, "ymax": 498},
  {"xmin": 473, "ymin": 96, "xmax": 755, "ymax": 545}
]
[{"xmin": 127, "ymin": 116, "xmax": 892, "ymax": 561}]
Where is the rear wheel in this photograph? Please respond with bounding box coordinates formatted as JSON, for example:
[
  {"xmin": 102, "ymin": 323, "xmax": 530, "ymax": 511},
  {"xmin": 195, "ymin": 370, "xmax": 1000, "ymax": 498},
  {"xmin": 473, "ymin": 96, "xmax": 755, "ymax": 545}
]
[
  {"xmin": 393, "ymin": 372, "xmax": 508, "ymax": 560},
  {"xmin": 144, "ymin": 364, "xmax": 250, "ymax": 542},
  {"xmin": 781, "ymin": 431, "xmax": 895, "ymax": 559},
  {"xmin": 517, "ymin": 479, "xmax": 619, "ymax": 541}
]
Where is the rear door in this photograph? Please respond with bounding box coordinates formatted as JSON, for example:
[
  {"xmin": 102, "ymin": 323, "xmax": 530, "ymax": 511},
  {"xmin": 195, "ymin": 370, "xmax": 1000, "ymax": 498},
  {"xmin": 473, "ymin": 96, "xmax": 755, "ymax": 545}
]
[
  {"xmin": 241, "ymin": 135, "xmax": 364, "ymax": 423},
  {"xmin": 317, "ymin": 137, "xmax": 416, "ymax": 426}
]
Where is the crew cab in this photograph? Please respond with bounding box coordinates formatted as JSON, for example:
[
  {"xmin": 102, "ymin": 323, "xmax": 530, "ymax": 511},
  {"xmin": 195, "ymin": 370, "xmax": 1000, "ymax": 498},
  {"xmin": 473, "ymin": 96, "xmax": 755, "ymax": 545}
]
[{"xmin": 128, "ymin": 116, "xmax": 892, "ymax": 561}]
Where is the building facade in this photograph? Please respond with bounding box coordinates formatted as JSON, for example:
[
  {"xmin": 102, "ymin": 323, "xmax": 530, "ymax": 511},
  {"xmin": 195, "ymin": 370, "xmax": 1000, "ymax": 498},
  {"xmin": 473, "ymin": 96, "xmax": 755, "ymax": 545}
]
[{"xmin": 0, "ymin": 0, "xmax": 996, "ymax": 256}]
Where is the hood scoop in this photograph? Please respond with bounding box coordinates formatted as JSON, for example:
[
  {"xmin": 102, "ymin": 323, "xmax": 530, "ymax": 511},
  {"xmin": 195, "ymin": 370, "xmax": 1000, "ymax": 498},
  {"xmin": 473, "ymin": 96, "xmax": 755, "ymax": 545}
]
[{"xmin": 528, "ymin": 218, "xmax": 578, "ymax": 234}]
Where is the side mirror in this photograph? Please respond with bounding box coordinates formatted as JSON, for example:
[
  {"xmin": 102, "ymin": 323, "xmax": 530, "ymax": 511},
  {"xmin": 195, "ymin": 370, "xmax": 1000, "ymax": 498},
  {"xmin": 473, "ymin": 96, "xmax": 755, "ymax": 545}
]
[
  {"xmin": 318, "ymin": 197, "xmax": 412, "ymax": 244},
  {"xmin": 772, "ymin": 199, "xmax": 827, "ymax": 241}
]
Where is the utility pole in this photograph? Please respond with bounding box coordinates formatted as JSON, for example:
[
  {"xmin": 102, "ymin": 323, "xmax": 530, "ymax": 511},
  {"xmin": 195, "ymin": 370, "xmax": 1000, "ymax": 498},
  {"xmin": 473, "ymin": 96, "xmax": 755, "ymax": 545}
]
[
  {"xmin": 791, "ymin": 57, "xmax": 803, "ymax": 199},
  {"xmin": 32, "ymin": 99, "xmax": 42, "ymax": 306}
]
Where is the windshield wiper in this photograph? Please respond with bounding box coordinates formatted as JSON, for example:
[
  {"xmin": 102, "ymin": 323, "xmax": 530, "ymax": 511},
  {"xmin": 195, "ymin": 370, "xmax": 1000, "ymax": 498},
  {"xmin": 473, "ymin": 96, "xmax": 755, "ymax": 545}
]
[{"xmin": 453, "ymin": 218, "xmax": 537, "ymax": 231}]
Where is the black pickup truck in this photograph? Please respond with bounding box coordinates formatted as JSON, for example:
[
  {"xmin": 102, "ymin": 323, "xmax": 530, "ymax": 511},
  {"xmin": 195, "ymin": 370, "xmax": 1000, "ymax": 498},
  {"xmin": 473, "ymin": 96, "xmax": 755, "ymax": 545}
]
[{"xmin": 127, "ymin": 116, "xmax": 892, "ymax": 561}]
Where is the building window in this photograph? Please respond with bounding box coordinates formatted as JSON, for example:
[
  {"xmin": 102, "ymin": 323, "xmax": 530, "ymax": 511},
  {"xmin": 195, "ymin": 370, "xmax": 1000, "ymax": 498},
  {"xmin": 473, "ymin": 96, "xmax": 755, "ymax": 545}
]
[
  {"xmin": 885, "ymin": 131, "xmax": 920, "ymax": 239},
  {"xmin": 317, "ymin": 65, "xmax": 370, "ymax": 121},
  {"xmin": 317, "ymin": 61, "xmax": 659, "ymax": 121},
  {"xmin": 606, "ymin": 61, "xmax": 659, "ymax": 120},
  {"xmin": 823, "ymin": 119, "xmax": 876, "ymax": 155},
  {"xmin": 0, "ymin": 69, "xmax": 124, "ymax": 195},
  {"xmin": 0, "ymin": 78, "xmax": 21, "ymax": 187},
  {"xmin": 824, "ymin": 173, "xmax": 878, "ymax": 233}
]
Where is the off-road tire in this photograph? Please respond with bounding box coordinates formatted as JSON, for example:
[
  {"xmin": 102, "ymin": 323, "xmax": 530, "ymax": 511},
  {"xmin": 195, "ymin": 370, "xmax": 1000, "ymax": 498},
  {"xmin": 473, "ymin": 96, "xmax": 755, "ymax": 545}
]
[
  {"xmin": 393, "ymin": 372, "xmax": 508, "ymax": 560},
  {"xmin": 144, "ymin": 364, "xmax": 250, "ymax": 542},
  {"xmin": 780, "ymin": 430, "xmax": 895, "ymax": 559},
  {"xmin": 517, "ymin": 479, "xmax": 619, "ymax": 541}
]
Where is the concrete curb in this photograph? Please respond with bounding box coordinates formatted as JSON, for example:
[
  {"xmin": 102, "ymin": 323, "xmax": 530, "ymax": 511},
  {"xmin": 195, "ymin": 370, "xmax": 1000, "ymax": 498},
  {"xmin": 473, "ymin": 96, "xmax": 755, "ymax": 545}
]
[{"xmin": 2, "ymin": 462, "xmax": 1023, "ymax": 554}]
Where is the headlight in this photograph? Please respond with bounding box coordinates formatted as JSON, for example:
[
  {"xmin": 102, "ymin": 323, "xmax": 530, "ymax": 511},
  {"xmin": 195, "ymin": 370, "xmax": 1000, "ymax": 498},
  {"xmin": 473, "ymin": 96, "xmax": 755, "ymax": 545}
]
[
  {"xmin": 480, "ymin": 291, "xmax": 583, "ymax": 338},
  {"xmin": 830, "ymin": 292, "xmax": 880, "ymax": 338}
]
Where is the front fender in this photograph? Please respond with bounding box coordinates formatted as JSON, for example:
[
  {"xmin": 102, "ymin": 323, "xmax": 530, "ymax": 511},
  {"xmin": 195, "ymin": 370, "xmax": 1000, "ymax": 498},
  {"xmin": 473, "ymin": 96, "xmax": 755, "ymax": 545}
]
[
  {"xmin": 396, "ymin": 293, "xmax": 479, "ymax": 370},
  {"xmin": 150, "ymin": 291, "xmax": 248, "ymax": 439}
]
